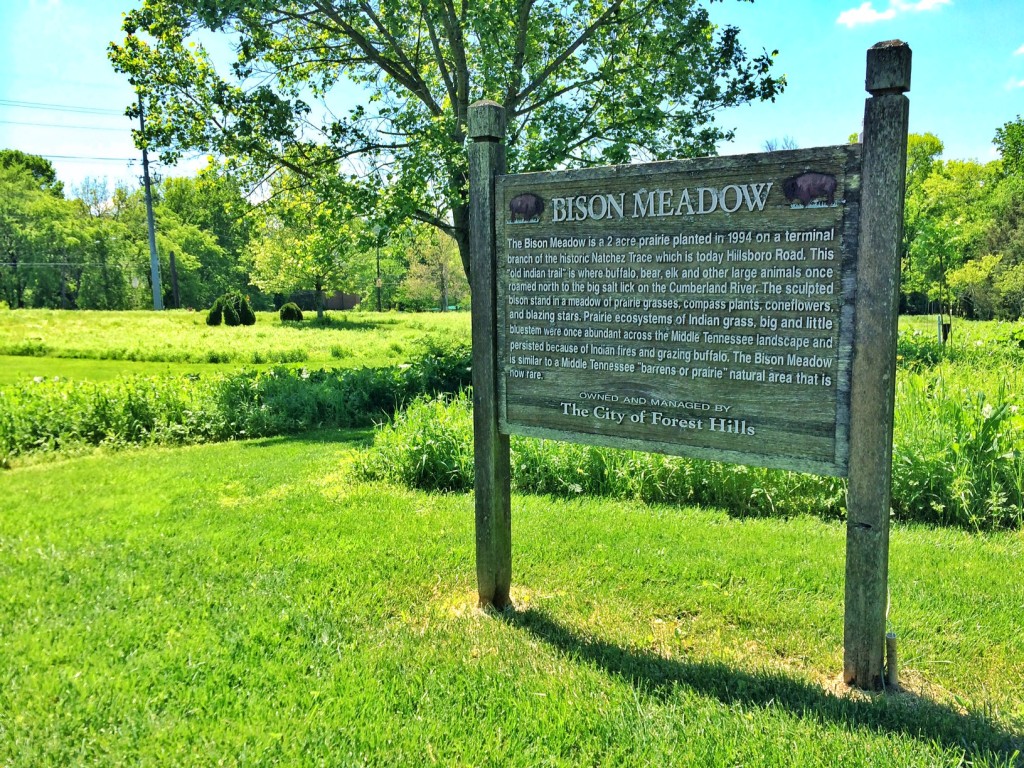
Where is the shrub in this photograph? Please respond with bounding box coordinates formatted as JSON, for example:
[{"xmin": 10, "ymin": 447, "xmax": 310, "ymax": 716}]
[
  {"xmin": 222, "ymin": 297, "xmax": 241, "ymax": 326},
  {"xmin": 998, "ymin": 323, "xmax": 1024, "ymax": 350},
  {"xmin": 208, "ymin": 291, "xmax": 256, "ymax": 327},
  {"xmin": 354, "ymin": 393, "xmax": 474, "ymax": 491},
  {"xmin": 896, "ymin": 329, "xmax": 946, "ymax": 369},
  {"xmin": 356, "ymin": 392, "xmax": 846, "ymax": 518},
  {"xmin": 236, "ymin": 293, "xmax": 257, "ymax": 326},
  {"xmin": 357, "ymin": 381, "xmax": 1023, "ymax": 530},
  {"xmin": 0, "ymin": 340, "xmax": 50, "ymax": 356},
  {"xmin": 206, "ymin": 299, "xmax": 223, "ymax": 326},
  {"xmin": 0, "ymin": 342, "xmax": 474, "ymax": 463},
  {"xmin": 892, "ymin": 371, "xmax": 1024, "ymax": 529},
  {"xmin": 279, "ymin": 302, "xmax": 303, "ymax": 322}
]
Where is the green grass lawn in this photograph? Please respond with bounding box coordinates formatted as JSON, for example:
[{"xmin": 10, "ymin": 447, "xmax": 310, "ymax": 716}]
[
  {"xmin": 0, "ymin": 309, "xmax": 471, "ymax": 384},
  {"xmin": 0, "ymin": 354, "xmax": 270, "ymax": 384},
  {"xmin": 1, "ymin": 435, "xmax": 1020, "ymax": 767}
]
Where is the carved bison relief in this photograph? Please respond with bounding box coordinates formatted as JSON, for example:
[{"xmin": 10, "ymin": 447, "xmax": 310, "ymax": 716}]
[
  {"xmin": 509, "ymin": 193, "xmax": 544, "ymax": 222},
  {"xmin": 782, "ymin": 172, "xmax": 837, "ymax": 207}
]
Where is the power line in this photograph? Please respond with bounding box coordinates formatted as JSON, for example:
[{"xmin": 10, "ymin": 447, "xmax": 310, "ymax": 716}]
[
  {"xmin": 0, "ymin": 119, "xmax": 129, "ymax": 133},
  {"xmin": 0, "ymin": 98, "xmax": 124, "ymax": 116},
  {"xmin": 39, "ymin": 154, "xmax": 136, "ymax": 163}
]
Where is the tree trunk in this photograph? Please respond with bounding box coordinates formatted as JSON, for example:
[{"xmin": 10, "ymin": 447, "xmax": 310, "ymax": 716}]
[
  {"xmin": 440, "ymin": 258, "xmax": 449, "ymax": 311},
  {"xmin": 315, "ymin": 279, "xmax": 325, "ymax": 321},
  {"xmin": 12, "ymin": 253, "xmax": 25, "ymax": 309},
  {"xmin": 452, "ymin": 200, "xmax": 471, "ymax": 285}
]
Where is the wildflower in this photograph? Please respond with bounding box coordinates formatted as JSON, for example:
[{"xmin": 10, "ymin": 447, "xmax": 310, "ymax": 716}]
[{"xmin": 982, "ymin": 403, "xmax": 994, "ymax": 419}]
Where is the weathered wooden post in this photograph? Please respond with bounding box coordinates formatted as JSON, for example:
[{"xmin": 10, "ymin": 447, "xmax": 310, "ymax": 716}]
[
  {"xmin": 844, "ymin": 40, "xmax": 911, "ymax": 689},
  {"xmin": 468, "ymin": 100, "xmax": 513, "ymax": 609}
]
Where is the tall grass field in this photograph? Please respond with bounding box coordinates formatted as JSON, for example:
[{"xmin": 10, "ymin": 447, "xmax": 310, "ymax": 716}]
[
  {"xmin": 0, "ymin": 308, "xmax": 471, "ymax": 383},
  {"xmin": 0, "ymin": 308, "xmax": 1022, "ymax": 765}
]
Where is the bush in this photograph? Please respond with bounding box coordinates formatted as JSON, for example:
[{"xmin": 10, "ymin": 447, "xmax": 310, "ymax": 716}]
[
  {"xmin": 0, "ymin": 341, "xmax": 474, "ymax": 464},
  {"xmin": 357, "ymin": 381, "xmax": 1024, "ymax": 530},
  {"xmin": 892, "ymin": 371, "xmax": 1024, "ymax": 529},
  {"xmin": 354, "ymin": 393, "xmax": 474, "ymax": 491},
  {"xmin": 279, "ymin": 302, "xmax": 303, "ymax": 322},
  {"xmin": 999, "ymin": 323, "xmax": 1024, "ymax": 350},
  {"xmin": 355, "ymin": 392, "xmax": 846, "ymax": 517},
  {"xmin": 236, "ymin": 293, "xmax": 257, "ymax": 326},
  {"xmin": 206, "ymin": 300, "xmax": 223, "ymax": 326},
  {"xmin": 207, "ymin": 291, "xmax": 256, "ymax": 327},
  {"xmin": 222, "ymin": 297, "xmax": 241, "ymax": 326}
]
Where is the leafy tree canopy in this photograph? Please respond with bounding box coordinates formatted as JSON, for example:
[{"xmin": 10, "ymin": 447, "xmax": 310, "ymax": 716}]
[
  {"xmin": 905, "ymin": 132, "xmax": 943, "ymax": 194},
  {"xmin": 247, "ymin": 171, "xmax": 359, "ymax": 319},
  {"xmin": 994, "ymin": 115, "xmax": 1024, "ymax": 178},
  {"xmin": 109, "ymin": 0, "xmax": 784, "ymax": 279},
  {"xmin": 0, "ymin": 149, "xmax": 64, "ymax": 198}
]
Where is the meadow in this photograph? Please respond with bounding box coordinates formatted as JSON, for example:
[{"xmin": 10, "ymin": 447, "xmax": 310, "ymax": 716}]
[
  {"xmin": 0, "ymin": 308, "xmax": 1022, "ymax": 765},
  {"xmin": 0, "ymin": 308, "xmax": 471, "ymax": 383}
]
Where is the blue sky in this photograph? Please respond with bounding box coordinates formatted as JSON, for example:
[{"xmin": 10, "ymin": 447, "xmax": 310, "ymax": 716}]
[
  {"xmin": 1, "ymin": 0, "xmax": 1021, "ymax": 196},
  {"xmin": 713, "ymin": 0, "xmax": 1024, "ymax": 159}
]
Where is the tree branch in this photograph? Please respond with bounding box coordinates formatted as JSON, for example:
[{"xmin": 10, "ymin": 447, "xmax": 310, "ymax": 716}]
[
  {"xmin": 503, "ymin": 0, "xmax": 536, "ymax": 109},
  {"xmin": 512, "ymin": 0, "xmax": 623, "ymax": 111},
  {"xmin": 420, "ymin": 0, "xmax": 458, "ymax": 107},
  {"xmin": 310, "ymin": 0, "xmax": 443, "ymax": 116}
]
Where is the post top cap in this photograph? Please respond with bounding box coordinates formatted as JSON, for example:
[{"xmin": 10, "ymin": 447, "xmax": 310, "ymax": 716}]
[
  {"xmin": 866, "ymin": 40, "xmax": 912, "ymax": 94},
  {"xmin": 468, "ymin": 101, "xmax": 505, "ymax": 139}
]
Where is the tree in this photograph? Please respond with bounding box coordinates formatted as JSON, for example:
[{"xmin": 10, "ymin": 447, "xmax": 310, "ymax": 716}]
[
  {"xmin": 945, "ymin": 253, "xmax": 1002, "ymax": 320},
  {"xmin": 160, "ymin": 164, "xmax": 256, "ymax": 302},
  {"xmin": 762, "ymin": 136, "xmax": 797, "ymax": 152},
  {"xmin": 343, "ymin": 222, "xmax": 409, "ymax": 311},
  {"xmin": 73, "ymin": 177, "xmax": 112, "ymax": 217},
  {"xmin": 900, "ymin": 132, "xmax": 944, "ymax": 309},
  {"xmin": 397, "ymin": 224, "xmax": 469, "ymax": 310},
  {"xmin": 76, "ymin": 217, "xmax": 135, "ymax": 310},
  {"xmin": 0, "ymin": 149, "xmax": 64, "ymax": 198},
  {"xmin": 994, "ymin": 115, "xmax": 1024, "ymax": 178},
  {"xmin": 109, "ymin": 0, "xmax": 784, "ymax": 281},
  {"xmin": 986, "ymin": 175, "xmax": 1024, "ymax": 265},
  {"xmin": 898, "ymin": 126, "xmax": 1024, "ymax": 320},
  {"xmin": 247, "ymin": 173, "xmax": 357, "ymax": 319},
  {"xmin": 904, "ymin": 158, "xmax": 999, "ymax": 316},
  {"xmin": 0, "ymin": 163, "xmax": 88, "ymax": 308}
]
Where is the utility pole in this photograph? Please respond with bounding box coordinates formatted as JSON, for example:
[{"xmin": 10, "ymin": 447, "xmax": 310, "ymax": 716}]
[
  {"xmin": 137, "ymin": 93, "xmax": 163, "ymax": 310},
  {"xmin": 372, "ymin": 224, "xmax": 383, "ymax": 311}
]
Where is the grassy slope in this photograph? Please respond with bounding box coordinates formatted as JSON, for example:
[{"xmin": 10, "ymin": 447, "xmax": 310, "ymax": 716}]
[
  {"xmin": 0, "ymin": 437, "xmax": 1020, "ymax": 767},
  {"xmin": 0, "ymin": 309, "xmax": 471, "ymax": 384},
  {"xmin": 0, "ymin": 354, "xmax": 274, "ymax": 384}
]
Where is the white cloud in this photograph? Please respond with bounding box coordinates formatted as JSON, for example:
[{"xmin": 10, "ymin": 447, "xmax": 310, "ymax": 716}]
[
  {"xmin": 837, "ymin": 2, "xmax": 897, "ymax": 27},
  {"xmin": 898, "ymin": 0, "xmax": 951, "ymax": 11},
  {"xmin": 1015, "ymin": 44, "xmax": 1024, "ymax": 56},
  {"xmin": 1007, "ymin": 77, "xmax": 1024, "ymax": 90},
  {"xmin": 837, "ymin": 0, "xmax": 950, "ymax": 28}
]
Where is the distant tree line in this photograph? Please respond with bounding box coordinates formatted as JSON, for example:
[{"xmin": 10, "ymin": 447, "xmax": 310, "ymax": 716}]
[
  {"xmin": 0, "ymin": 151, "xmax": 468, "ymax": 313},
  {"xmin": 4, "ymin": 112, "xmax": 1021, "ymax": 320},
  {"xmin": 901, "ymin": 116, "xmax": 1024, "ymax": 320},
  {"xmin": 0, "ymin": 151, "xmax": 254, "ymax": 311}
]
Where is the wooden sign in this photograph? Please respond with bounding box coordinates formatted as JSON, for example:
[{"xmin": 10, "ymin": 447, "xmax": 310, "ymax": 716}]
[
  {"xmin": 495, "ymin": 146, "xmax": 861, "ymax": 477},
  {"xmin": 470, "ymin": 40, "xmax": 910, "ymax": 690}
]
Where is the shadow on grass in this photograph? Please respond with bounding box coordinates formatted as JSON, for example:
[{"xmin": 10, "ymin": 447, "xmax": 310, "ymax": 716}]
[
  {"xmin": 505, "ymin": 607, "xmax": 1023, "ymax": 763},
  {"xmin": 239, "ymin": 427, "xmax": 376, "ymax": 449},
  {"xmin": 281, "ymin": 315, "xmax": 402, "ymax": 332}
]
